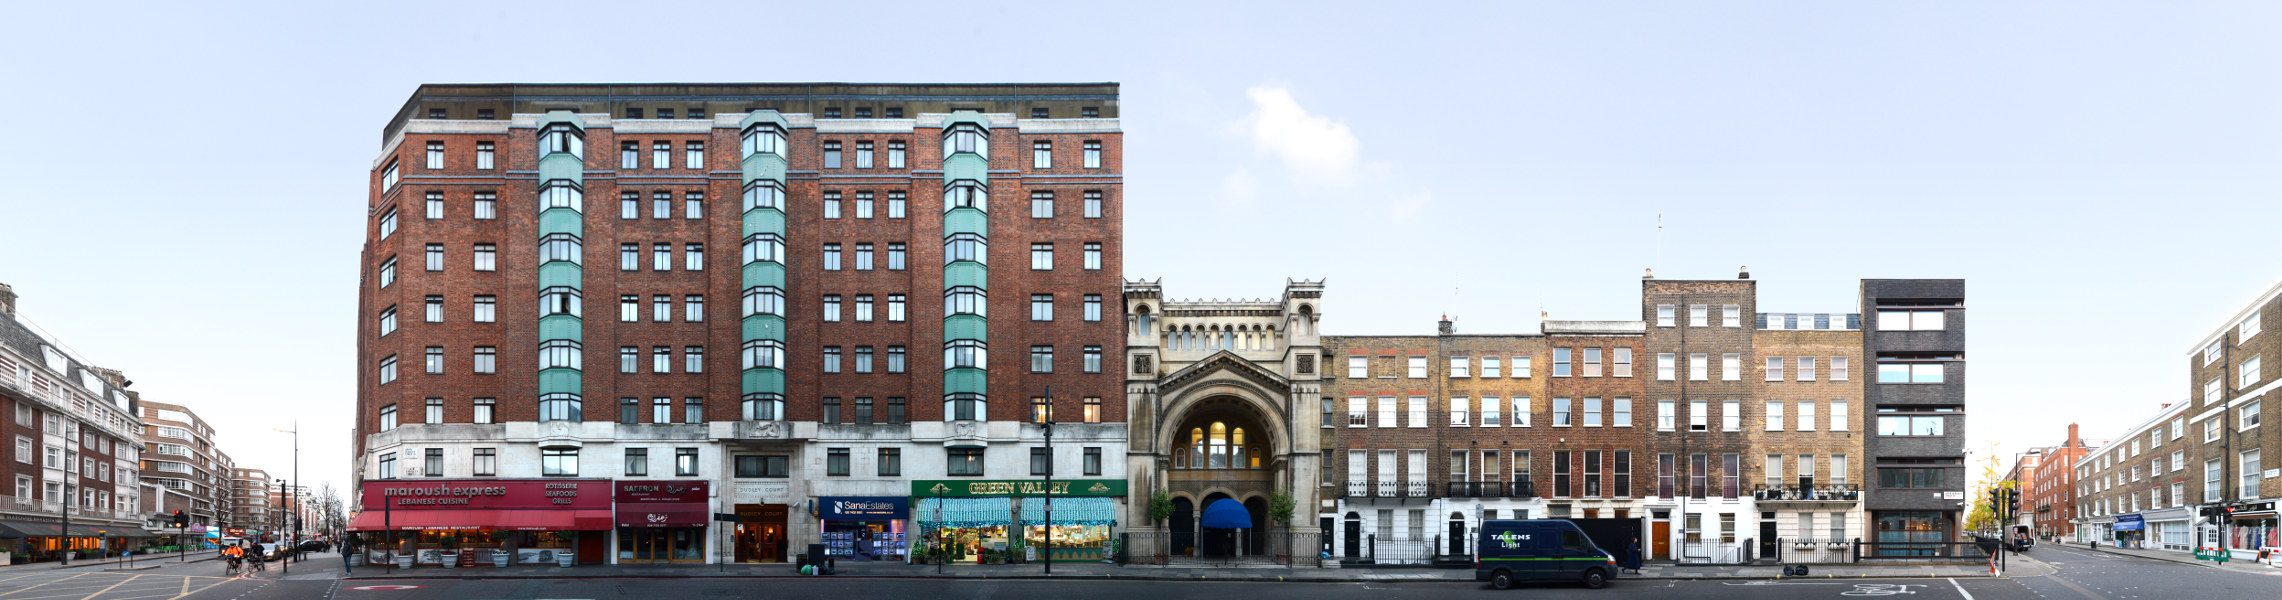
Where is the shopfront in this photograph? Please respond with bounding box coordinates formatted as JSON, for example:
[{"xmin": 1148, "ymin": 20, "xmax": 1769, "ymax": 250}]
[
  {"xmin": 732, "ymin": 503, "xmax": 789, "ymax": 563},
  {"xmin": 348, "ymin": 479, "xmax": 613, "ymax": 567},
  {"xmin": 819, "ymin": 496, "xmax": 908, "ymax": 561},
  {"xmin": 614, "ymin": 481, "xmax": 709, "ymax": 564},
  {"xmin": 2227, "ymin": 501, "xmax": 2277, "ymax": 556},
  {"xmin": 2111, "ymin": 514, "xmax": 2144, "ymax": 549},
  {"xmin": 911, "ymin": 479, "xmax": 1125, "ymax": 563},
  {"xmin": 0, "ymin": 521, "xmax": 128, "ymax": 564}
]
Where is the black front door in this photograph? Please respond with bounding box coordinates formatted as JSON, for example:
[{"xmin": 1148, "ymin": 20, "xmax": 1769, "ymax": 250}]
[
  {"xmin": 1449, "ymin": 517, "xmax": 1467, "ymax": 556},
  {"xmin": 1759, "ymin": 520, "xmax": 1779, "ymax": 559},
  {"xmin": 1170, "ymin": 498, "xmax": 1195, "ymax": 557},
  {"xmin": 1320, "ymin": 517, "xmax": 1334, "ymax": 556}
]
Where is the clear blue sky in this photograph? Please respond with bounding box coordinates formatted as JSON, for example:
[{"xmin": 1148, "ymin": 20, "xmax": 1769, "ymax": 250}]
[{"xmin": 2, "ymin": 1, "xmax": 2277, "ymax": 496}]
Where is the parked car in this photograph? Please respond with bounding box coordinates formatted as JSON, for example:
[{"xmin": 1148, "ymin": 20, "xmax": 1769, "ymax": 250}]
[
  {"xmin": 1475, "ymin": 519, "xmax": 1620, "ymax": 590},
  {"xmin": 296, "ymin": 540, "xmax": 330, "ymax": 553}
]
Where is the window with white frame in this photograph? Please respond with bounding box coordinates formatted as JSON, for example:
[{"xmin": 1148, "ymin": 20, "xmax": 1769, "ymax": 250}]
[
  {"xmin": 1613, "ymin": 398, "xmax": 1632, "ymax": 427},
  {"xmin": 1407, "ymin": 397, "xmax": 1427, "ymax": 428},
  {"xmin": 1450, "ymin": 397, "xmax": 1470, "ymax": 426},
  {"xmin": 1658, "ymin": 353, "xmax": 1676, "ymax": 381},
  {"xmin": 2239, "ymin": 355, "xmax": 2261, "ymax": 389},
  {"xmin": 1689, "ymin": 353, "xmax": 1708, "ymax": 381},
  {"xmin": 1348, "ymin": 356, "xmax": 1368, "ymax": 378},
  {"xmin": 1722, "ymin": 353, "xmax": 1740, "ymax": 381},
  {"xmin": 1513, "ymin": 397, "xmax": 1531, "ymax": 427},
  {"xmin": 1765, "ymin": 357, "xmax": 1783, "ymax": 381},
  {"xmin": 1378, "ymin": 397, "xmax": 1398, "ymax": 428},
  {"xmin": 1796, "ymin": 402, "xmax": 1816, "ymax": 431},
  {"xmin": 1830, "ymin": 402, "xmax": 1849, "ymax": 431},
  {"xmin": 2206, "ymin": 377, "xmax": 2223, "ymax": 404},
  {"xmin": 2206, "ymin": 340, "xmax": 2224, "ymax": 366},
  {"xmin": 1656, "ymin": 304, "xmax": 1675, "ymax": 327},
  {"xmin": 1722, "ymin": 304, "xmax": 1741, "ymax": 327},
  {"xmin": 1797, "ymin": 357, "xmax": 1815, "ymax": 381},
  {"xmin": 1348, "ymin": 397, "xmax": 1368, "ymax": 427},
  {"xmin": 1689, "ymin": 304, "xmax": 1708, "ymax": 327},
  {"xmin": 1722, "ymin": 401, "xmax": 1740, "ymax": 431},
  {"xmin": 1832, "ymin": 356, "xmax": 1849, "ymax": 381},
  {"xmin": 1482, "ymin": 356, "xmax": 1501, "ymax": 378},
  {"xmin": 1408, "ymin": 357, "xmax": 1428, "ymax": 378},
  {"xmin": 1514, "ymin": 356, "xmax": 1532, "ymax": 378},
  {"xmin": 1450, "ymin": 357, "xmax": 1470, "ymax": 378},
  {"xmin": 1658, "ymin": 400, "xmax": 1675, "ymax": 431},
  {"xmin": 1765, "ymin": 402, "xmax": 1784, "ymax": 431},
  {"xmin": 2244, "ymin": 314, "xmax": 2263, "ymax": 340},
  {"xmin": 1481, "ymin": 396, "xmax": 1501, "ymax": 426},
  {"xmin": 2243, "ymin": 400, "xmax": 2263, "ymax": 430}
]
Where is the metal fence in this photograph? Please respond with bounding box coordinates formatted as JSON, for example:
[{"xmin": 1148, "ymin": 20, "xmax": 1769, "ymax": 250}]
[
  {"xmin": 1857, "ymin": 540, "xmax": 1993, "ymax": 561},
  {"xmin": 1118, "ymin": 529, "xmax": 1325, "ymax": 567},
  {"xmin": 1772, "ymin": 538, "xmax": 1857, "ymax": 564},
  {"xmin": 1678, "ymin": 541, "xmax": 1748, "ymax": 564}
]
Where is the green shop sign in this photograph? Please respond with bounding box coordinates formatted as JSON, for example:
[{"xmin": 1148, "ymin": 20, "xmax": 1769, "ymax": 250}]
[{"xmin": 911, "ymin": 479, "xmax": 1127, "ymax": 498}]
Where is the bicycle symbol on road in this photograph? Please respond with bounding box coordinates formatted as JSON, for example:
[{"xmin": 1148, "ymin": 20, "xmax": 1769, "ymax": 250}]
[{"xmin": 1841, "ymin": 584, "xmax": 1919, "ymax": 596}]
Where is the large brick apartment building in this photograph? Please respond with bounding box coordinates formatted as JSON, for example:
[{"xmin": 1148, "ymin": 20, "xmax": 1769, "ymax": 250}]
[
  {"xmin": 2073, "ymin": 278, "xmax": 2281, "ymax": 557},
  {"xmin": 353, "ymin": 83, "xmax": 1127, "ymax": 565},
  {"xmin": 0, "ymin": 284, "xmax": 150, "ymax": 562}
]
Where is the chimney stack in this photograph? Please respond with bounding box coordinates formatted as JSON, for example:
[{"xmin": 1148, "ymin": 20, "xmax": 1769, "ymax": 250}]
[
  {"xmin": 2067, "ymin": 422, "xmax": 2079, "ymax": 444},
  {"xmin": 1738, "ymin": 265, "xmax": 1751, "ymax": 279},
  {"xmin": 1437, "ymin": 314, "xmax": 1455, "ymax": 336},
  {"xmin": 0, "ymin": 282, "xmax": 14, "ymax": 316}
]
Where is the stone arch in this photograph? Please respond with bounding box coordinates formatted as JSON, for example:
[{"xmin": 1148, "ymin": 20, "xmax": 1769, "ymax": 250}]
[{"xmin": 1155, "ymin": 379, "xmax": 1290, "ymax": 464}]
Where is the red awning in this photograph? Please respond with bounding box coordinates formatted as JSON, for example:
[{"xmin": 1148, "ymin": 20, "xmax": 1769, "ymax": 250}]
[
  {"xmin": 348, "ymin": 509, "xmax": 611, "ymax": 532},
  {"xmin": 616, "ymin": 503, "xmax": 710, "ymax": 528}
]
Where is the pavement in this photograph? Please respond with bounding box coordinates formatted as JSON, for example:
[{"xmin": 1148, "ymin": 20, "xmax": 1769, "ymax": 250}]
[
  {"xmin": 2000, "ymin": 543, "xmax": 2279, "ymax": 600},
  {"xmin": 337, "ymin": 557, "xmax": 1994, "ymax": 583},
  {"xmin": 2072, "ymin": 541, "xmax": 2281, "ymax": 575}
]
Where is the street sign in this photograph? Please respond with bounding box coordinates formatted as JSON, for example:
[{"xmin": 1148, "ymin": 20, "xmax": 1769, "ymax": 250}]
[{"xmin": 713, "ymin": 512, "xmax": 737, "ymax": 522}]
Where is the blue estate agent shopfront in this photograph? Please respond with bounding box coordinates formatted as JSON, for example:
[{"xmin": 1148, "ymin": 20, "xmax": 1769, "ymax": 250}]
[
  {"xmin": 911, "ymin": 480, "xmax": 1126, "ymax": 562},
  {"xmin": 818, "ymin": 497, "xmax": 909, "ymax": 561}
]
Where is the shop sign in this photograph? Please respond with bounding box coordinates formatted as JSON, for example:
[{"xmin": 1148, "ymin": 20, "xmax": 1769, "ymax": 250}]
[
  {"xmin": 359, "ymin": 479, "xmax": 611, "ymax": 511},
  {"xmin": 820, "ymin": 496, "xmax": 909, "ymax": 520},
  {"xmin": 615, "ymin": 481, "xmax": 708, "ymax": 504},
  {"xmin": 910, "ymin": 479, "xmax": 1126, "ymax": 498}
]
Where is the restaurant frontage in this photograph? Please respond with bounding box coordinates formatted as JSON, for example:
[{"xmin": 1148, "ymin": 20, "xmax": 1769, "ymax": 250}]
[
  {"xmin": 614, "ymin": 481, "xmax": 709, "ymax": 564},
  {"xmin": 732, "ymin": 503, "xmax": 789, "ymax": 563},
  {"xmin": 911, "ymin": 479, "xmax": 1125, "ymax": 563},
  {"xmin": 348, "ymin": 479, "xmax": 613, "ymax": 566}
]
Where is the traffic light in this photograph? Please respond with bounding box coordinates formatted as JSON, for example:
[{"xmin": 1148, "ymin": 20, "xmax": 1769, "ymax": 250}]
[
  {"xmin": 171, "ymin": 510, "xmax": 187, "ymax": 528},
  {"xmin": 2005, "ymin": 489, "xmax": 2020, "ymax": 517}
]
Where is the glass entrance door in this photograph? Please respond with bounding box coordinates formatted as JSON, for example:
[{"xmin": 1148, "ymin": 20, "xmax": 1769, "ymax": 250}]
[{"xmin": 618, "ymin": 528, "xmax": 702, "ymax": 563}]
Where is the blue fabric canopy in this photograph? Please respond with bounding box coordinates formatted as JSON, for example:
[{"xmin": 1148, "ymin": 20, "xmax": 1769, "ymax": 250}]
[
  {"xmin": 1200, "ymin": 499, "xmax": 1251, "ymax": 530},
  {"xmin": 1019, "ymin": 497, "xmax": 1116, "ymax": 526}
]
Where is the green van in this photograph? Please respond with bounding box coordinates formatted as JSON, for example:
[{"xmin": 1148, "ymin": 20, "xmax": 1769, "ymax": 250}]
[{"xmin": 1475, "ymin": 519, "xmax": 1619, "ymax": 590}]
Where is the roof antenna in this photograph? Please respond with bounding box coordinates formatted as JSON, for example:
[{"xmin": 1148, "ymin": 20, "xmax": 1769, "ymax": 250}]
[{"xmin": 1655, "ymin": 211, "xmax": 1664, "ymax": 275}]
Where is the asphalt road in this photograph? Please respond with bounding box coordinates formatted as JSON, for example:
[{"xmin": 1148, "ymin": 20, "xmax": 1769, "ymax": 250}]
[
  {"xmin": 2008, "ymin": 544, "xmax": 2278, "ymax": 600},
  {"xmin": 295, "ymin": 574, "xmax": 2036, "ymax": 600},
  {"xmin": 16, "ymin": 547, "xmax": 2262, "ymax": 600}
]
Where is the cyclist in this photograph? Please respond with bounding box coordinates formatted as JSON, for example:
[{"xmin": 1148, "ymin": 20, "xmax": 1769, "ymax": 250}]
[
  {"xmin": 248, "ymin": 544, "xmax": 267, "ymax": 573},
  {"xmin": 222, "ymin": 545, "xmax": 244, "ymax": 576}
]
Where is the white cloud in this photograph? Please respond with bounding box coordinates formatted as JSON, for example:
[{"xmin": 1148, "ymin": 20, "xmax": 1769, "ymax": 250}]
[{"xmin": 1243, "ymin": 85, "xmax": 1366, "ymax": 185}]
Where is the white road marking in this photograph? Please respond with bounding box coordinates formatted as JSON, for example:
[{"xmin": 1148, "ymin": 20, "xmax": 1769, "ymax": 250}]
[{"xmin": 1947, "ymin": 578, "xmax": 1975, "ymax": 600}]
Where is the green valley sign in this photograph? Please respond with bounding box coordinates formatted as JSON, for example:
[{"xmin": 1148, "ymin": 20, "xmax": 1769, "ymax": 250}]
[{"xmin": 910, "ymin": 479, "xmax": 1126, "ymax": 498}]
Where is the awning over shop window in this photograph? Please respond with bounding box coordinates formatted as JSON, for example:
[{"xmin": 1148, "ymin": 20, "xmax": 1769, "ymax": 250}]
[
  {"xmin": 914, "ymin": 497, "xmax": 1012, "ymax": 528},
  {"xmin": 1019, "ymin": 497, "xmax": 1115, "ymax": 526},
  {"xmin": 0, "ymin": 521, "xmax": 125, "ymax": 538}
]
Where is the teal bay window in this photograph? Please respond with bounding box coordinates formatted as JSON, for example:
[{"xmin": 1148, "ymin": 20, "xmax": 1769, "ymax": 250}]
[{"xmin": 539, "ymin": 123, "xmax": 584, "ymax": 158}]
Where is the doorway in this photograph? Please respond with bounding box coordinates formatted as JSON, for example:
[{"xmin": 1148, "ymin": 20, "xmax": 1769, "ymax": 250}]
[
  {"xmin": 1651, "ymin": 516, "xmax": 1671, "ymax": 560},
  {"xmin": 1171, "ymin": 497, "xmax": 1196, "ymax": 556},
  {"xmin": 734, "ymin": 503, "xmax": 788, "ymax": 563},
  {"xmin": 1244, "ymin": 496, "xmax": 1269, "ymax": 556},
  {"xmin": 1448, "ymin": 512, "xmax": 1468, "ymax": 556},
  {"xmin": 619, "ymin": 528, "xmax": 703, "ymax": 563},
  {"xmin": 1759, "ymin": 520, "xmax": 1778, "ymax": 559}
]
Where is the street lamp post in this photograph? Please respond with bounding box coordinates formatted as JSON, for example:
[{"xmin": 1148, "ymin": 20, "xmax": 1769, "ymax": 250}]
[
  {"xmin": 277, "ymin": 478, "xmax": 288, "ymax": 575},
  {"xmin": 1042, "ymin": 386, "xmax": 1054, "ymax": 576},
  {"xmin": 59, "ymin": 479, "xmax": 72, "ymax": 566},
  {"xmin": 273, "ymin": 423, "xmax": 298, "ymax": 564}
]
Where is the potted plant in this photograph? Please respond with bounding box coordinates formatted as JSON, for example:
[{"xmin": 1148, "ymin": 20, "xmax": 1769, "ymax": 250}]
[
  {"xmin": 1148, "ymin": 491, "xmax": 1174, "ymax": 565},
  {"xmin": 1269, "ymin": 490, "xmax": 1296, "ymax": 563},
  {"xmin": 490, "ymin": 549, "xmax": 509, "ymax": 567},
  {"xmin": 554, "ymin": 549, "xmax": 574, "ymax": 567}
]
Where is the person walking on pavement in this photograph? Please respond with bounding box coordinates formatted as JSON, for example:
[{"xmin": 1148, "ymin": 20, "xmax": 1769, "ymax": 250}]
[
  {"xmin": 341, "ymin": 538, "xmax": 353, "ymax": 575},
  {"xmin": 1623, "ymin": 537, "xmax": 1645, "ymax": 574}
]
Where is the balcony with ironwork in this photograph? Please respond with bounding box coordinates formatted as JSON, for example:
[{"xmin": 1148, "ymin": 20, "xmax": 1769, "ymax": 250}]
[
  {"xmin": 1444, "ymin": 480, "xmax": 1537, "ymax": 499},
  {"xmin": 1344, "ymin": 480, "xmax": 1435, "ymax": 501},
  {"xmin": 1751, "ymin": 483, "xmax": 1861, "ymax": 504}
]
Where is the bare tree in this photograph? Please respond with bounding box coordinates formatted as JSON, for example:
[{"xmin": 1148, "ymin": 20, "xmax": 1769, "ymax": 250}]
[{"xmin": 313, "ymin": 483, "xmax": 346, "ymax": 538}]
